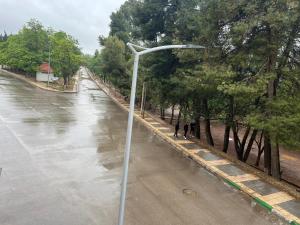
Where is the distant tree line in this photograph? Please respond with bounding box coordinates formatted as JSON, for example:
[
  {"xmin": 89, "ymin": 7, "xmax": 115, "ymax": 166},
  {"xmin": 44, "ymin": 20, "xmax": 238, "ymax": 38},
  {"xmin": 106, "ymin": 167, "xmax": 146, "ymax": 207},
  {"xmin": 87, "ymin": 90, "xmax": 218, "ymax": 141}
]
[
  {"xmin": 0, "ymin": 19, "xmax": 82, "ymax": 85},
  {"xmin": 87, "ymin": 0, "xmax": 300, "ymax": 181},
  {"xmin": 0, "ymin": 31, "xmax": 8, "ymax": 42}
]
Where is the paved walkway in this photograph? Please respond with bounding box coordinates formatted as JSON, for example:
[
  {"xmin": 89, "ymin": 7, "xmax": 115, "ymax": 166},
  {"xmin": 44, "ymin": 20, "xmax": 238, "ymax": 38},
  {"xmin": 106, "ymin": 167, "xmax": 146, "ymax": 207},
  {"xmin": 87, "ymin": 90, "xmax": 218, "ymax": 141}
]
[
  {"xmin": 185, "ymin": 119, "xmax": 300, "ymax": 187},
  {"xmin": 88, "ymin": 70, "xmax": 300, "ymax": 225}
]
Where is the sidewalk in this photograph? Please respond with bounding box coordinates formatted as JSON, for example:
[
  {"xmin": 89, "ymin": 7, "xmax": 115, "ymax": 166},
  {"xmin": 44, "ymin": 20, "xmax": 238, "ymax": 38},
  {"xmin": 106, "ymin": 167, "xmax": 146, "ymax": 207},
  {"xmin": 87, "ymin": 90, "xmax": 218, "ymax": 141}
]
[
  {"xmin": 88, "ymin": 70, "xmax": 300, "ymax": 225},
  {"xmin": 189, "ymin": 119, "xmax": 300, "ymax": 188}
]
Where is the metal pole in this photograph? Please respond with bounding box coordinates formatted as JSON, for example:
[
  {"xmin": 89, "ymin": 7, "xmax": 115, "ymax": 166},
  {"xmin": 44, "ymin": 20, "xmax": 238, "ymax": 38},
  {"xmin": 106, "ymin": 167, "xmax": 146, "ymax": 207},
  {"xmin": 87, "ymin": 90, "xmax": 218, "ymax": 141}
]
[
  {"xmin": 140, "ymin": 82, "xmax": 145, "ymax": 115},
  {"xmin": 47, "ymin": 42, "xmax": 51, "ymax": 87},
  {"xmin": 77, "ymin": 70, "xmax": 80, "ymax": 92},
  {"xmin": 142, "ymin": 84, "xmax": 147, "ymax": 119},
  {"xmin": 117, "ymin": 53, "xmax": 140, "ymax": 225}
]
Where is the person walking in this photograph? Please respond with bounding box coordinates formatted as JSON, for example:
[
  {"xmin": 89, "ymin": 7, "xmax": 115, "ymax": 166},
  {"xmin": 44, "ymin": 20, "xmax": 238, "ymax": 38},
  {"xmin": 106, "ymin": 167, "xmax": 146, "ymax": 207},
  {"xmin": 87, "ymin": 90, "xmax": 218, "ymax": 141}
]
[
  {"xmin": 184, "ymin": 123, "xmax": 189, "ymax": 139},
  {"xmin": 174, "ymin": 122, "xmax": 180, "ymax": 138}
]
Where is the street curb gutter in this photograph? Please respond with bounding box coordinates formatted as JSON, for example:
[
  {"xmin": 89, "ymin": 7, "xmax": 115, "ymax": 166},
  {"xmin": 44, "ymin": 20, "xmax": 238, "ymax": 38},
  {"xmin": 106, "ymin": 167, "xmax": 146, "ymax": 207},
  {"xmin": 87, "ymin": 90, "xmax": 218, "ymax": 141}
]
[
  {"xmin": 0, "ymin": 69, "xmax": 78, "ymax": 93},
  {"xmin": 88, "ymin": 71, "xmax": 300, "ymax": 225}
]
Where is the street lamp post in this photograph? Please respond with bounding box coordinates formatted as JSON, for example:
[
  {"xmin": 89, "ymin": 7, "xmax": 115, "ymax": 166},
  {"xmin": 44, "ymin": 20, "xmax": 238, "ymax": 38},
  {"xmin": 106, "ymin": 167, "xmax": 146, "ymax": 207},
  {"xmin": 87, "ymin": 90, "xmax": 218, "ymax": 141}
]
[{"xmin": 117, "ymin": 43, "xmax": 205, "ymax": 225}]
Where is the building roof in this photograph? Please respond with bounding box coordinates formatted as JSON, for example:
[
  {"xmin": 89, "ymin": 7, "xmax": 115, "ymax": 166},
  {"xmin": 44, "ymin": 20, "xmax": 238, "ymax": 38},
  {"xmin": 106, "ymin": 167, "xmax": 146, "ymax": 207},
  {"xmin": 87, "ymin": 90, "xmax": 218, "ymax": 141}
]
[{"xmin": 38, "ymin": 63, "xmax": 53, "ymax": 73}]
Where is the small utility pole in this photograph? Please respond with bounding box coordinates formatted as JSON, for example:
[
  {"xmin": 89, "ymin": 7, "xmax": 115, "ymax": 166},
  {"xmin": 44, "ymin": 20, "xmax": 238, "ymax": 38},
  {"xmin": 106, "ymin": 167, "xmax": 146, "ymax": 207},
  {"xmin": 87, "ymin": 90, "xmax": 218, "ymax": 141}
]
[
  {"xmin": 140, "ymin": 82, "xmax": 147, "ymax": 118},
  {"xmin": 47, "ymin": 41, "xmax": 51, "ymax": 87}
]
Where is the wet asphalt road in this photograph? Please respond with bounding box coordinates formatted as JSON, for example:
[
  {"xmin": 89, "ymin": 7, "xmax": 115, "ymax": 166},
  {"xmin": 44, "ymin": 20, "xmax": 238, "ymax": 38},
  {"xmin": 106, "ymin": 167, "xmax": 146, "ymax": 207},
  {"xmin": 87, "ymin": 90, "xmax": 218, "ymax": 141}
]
[{"xmin": 0, "ymin": 70, "xmax": 283, "ymax": 225}]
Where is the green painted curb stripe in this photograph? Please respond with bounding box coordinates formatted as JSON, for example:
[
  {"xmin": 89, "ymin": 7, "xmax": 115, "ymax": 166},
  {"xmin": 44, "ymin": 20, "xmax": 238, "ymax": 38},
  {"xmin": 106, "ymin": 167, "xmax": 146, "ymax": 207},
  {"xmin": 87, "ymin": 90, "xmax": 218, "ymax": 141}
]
[
  {"xmin": 224, "ymin": 179, "xmax": 241, "ymax": 190},
  {"xmin": 290, "ymin": 221, "xmax": 300, "ymax": 225},
  {"xmin": 254, "ymin": 197, "xmax": 273, "ymax": 211}
]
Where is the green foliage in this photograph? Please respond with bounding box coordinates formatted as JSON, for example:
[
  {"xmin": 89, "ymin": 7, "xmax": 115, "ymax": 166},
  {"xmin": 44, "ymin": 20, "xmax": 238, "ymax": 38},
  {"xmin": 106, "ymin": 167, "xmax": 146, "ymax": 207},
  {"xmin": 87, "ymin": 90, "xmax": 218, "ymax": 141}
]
[
  {"xmin": 248, "ymin": 96, "xmax": 300, "ymax": 149},
  {"xmin": 0, "ymin": 19, "xmax": 82, "ymax": 80},
  {"xmin": 50, "ymin": 31, "xmax": 82, "ymax": 82},
  {"xmin": 99, "ymin": 36, "xmax": 129, "ymax": 94},
  {"xmin": 0, "ymin": 19, "xmax": 48, "ymax": 74},
  {"xmin": 109, "ymin": 0, "xmax": 140, "ymax": 43},
  {"xmin": 92, "ymin": 0, "xmax": 300, "ymax": 152},
  {"xmin": 88, "ymin": 50, "xmax": 102, "ymax": 75}
]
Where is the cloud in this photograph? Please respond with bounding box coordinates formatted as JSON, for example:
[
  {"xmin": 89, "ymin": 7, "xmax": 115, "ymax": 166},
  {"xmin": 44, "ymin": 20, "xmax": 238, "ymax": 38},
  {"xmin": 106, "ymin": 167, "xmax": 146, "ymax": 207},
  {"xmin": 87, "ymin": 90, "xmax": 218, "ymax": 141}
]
[{"xmin": 0, "ymin": 0, "xmax": 126, "ymax": 54}]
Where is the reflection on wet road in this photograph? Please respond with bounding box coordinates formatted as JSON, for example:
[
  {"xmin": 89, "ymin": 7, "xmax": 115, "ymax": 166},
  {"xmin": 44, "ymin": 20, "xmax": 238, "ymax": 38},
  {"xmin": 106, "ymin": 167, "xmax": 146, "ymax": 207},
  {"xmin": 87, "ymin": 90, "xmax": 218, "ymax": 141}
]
[{"xmin": 0, "ymin": 71, "xmax": 283, "ymax": 225}]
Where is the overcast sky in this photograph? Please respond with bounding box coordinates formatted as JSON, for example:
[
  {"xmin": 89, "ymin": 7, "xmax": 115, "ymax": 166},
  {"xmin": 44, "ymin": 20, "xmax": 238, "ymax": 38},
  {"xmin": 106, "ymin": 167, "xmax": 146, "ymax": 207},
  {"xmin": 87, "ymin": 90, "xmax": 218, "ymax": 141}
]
[{"xmin": 0, "ymin": 0, "xmax": 126, "ymax": 54}]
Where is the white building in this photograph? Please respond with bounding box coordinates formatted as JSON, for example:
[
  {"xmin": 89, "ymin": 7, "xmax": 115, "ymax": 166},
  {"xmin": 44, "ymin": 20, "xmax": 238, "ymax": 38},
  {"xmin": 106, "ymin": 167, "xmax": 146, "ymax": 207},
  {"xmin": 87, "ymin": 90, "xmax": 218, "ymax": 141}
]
[{"xmin": 36, "ymin": 63, "xmax": 56, "ymax": 82}]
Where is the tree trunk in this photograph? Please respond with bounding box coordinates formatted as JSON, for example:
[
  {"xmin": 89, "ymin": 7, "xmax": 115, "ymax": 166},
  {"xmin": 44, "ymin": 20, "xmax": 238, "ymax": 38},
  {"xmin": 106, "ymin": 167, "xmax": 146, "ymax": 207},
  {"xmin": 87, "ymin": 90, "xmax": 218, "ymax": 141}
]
[
  {"xmin": 256, "ymin": 147, "xmax": 264, "ymax": 167},
  {"xmin": 232, "ymin": 122, "xmax": 242, "ymax": 160},
  {"xmin": 224, "ymin": 96, "xmax": 234, "ymax": 153},
  {"xmin": 195, "ymin": 116, "xmax": 201, "ymax": 139},
  {"xmin": 271, "ymin": 140, "xmax": 281, "ymax": 180},
  {"xmin": 63, "ymin": 75, "xmax": 68, "ymax": 89},
  {"xmin": 240, "ymin": 126, "xmax": 251, "ymax": 152},
  {"xmin": 160, "ymin": 107, "xmax": 165, "ymax": 120},
  {"xmin": 267, "ymin": 77, "xmax": 280, "ymax": 178},
  {"xmin": 205, "ymin": 118, "xmax": 214, "ymax": 146},
  {"xmin": 255, "ymin": 132, "xmax": 264, "ymax": 166},
  {"xmin": 265, "ymin": 23, "xmax": 280, "ymax": 178},
  {"xmin": 177, "ymin": 108, "xmax": 182, "ymax": 124},
  {"xmin": 243, "ymin": 129, "xmax": 258, "ymax": 162},
  {"xmin": 264, "ymin": 133, "xmax": 272, "ymax": 175},
  {"xmin": 170, "ymin": 105, "xmax": 175, "ymax": 125},
  {"xmin": 223, "ymin": 125, "xmax": 231, "ymax": 153},
  {"xmin": 203, "ymin": 99, "xmax": 214, "ymax": 146}
]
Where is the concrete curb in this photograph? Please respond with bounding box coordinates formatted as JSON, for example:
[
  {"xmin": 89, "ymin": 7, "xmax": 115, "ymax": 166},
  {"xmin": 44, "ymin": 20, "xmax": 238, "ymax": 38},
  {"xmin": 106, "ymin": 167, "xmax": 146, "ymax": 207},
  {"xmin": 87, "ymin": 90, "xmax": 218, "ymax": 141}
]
[
  {"xmin": 88, "ymin": 70, "xmax": 300, "ymax": 225},
  {"xmin": 224, "ymin": 179, "xmax": 241, "ymax": 190},
  {"xmin": 0, "ymin": 69, "xmax": 78, "ymax": 93},
  {"xmin": 254, "ymin": 197, "xmax": 273, "ymax": 211}
]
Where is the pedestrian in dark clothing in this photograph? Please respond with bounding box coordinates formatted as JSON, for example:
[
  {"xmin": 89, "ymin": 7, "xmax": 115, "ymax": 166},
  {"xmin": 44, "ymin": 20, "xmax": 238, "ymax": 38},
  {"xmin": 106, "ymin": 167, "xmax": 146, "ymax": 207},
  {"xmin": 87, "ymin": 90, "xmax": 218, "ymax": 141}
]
[
  {"xmin": 184, "ymin": 123, "xmax": 189, "ymax": 139},
  {"xmin": 174, "ymin": 122, "xmax": 180, "ymax": 138}
]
